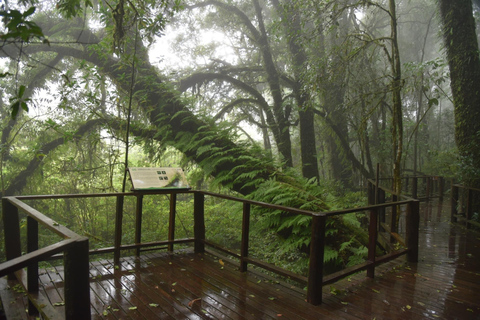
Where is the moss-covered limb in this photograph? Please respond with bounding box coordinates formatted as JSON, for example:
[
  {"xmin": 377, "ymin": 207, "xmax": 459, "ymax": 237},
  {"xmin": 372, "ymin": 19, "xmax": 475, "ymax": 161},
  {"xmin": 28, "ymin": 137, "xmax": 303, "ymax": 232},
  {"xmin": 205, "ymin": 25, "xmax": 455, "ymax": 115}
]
[{"xmin": 3, "ymin": 119, "xmax": 104, "ymax": 196}]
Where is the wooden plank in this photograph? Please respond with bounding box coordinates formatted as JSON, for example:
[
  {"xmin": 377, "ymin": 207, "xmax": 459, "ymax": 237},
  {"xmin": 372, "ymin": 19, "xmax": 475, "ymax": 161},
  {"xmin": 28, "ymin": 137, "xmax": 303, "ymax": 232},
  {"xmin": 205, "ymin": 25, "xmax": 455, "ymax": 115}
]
[
  {"xmin": 121, "ymin": 255, "xmax": 233, "ymax": 319},
  {"xmin": 0, "ymin": 277, "xmax": 29, "ymax": 320},
  {"xmin": 164, "ymin": 251, "xmax": 357, "ymax": 320},
  {"xmin": 89, "ymin": 258, "xmax": 187, "ymax": 319}
]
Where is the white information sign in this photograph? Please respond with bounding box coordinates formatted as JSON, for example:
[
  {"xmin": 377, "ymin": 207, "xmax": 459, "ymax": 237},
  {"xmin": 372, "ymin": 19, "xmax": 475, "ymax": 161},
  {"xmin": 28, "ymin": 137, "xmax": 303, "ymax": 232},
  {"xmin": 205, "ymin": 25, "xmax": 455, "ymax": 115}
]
[{"xmin": 128, "ymin": 167, "xmax": 190, "ymax": 190}]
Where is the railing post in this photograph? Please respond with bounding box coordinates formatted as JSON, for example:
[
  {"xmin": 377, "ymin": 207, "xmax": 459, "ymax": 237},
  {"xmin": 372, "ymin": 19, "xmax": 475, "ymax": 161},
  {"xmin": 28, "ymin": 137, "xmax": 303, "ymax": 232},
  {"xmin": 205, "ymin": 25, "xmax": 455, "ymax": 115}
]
[
  {"xmin": 114, "ymin": 195, "xmax": 124, "ymax": 266},
  {"xmin": 426, "ymin": 177, "xmax": 431, "ymax": 201},
  {"xmin": 439, "ymin": 177, "xmax": 444, "ymax": 201},
  {"xmin": 168, "ymin": 193, "xmax": 177, "ymax": 252},
  {"xmin": 412, "ymin": 177, "xmax": 418, "ymax": 199},
  {"xmin": 2, "ymin": 198, "xmax": 21, "ymax": 279},
  {"xmin": 451, "ymin": 185, "xmax": 459, "ymax": 223},
  {"xmin": 406, "ymin": 200, "xmax": 420, "ymax": 263},
  {"xmin": 135, "ymin": 194, "xmax": 143, "ymax": 256},
  {"xmin": 367, "ymin": 181, "xmax": 375, "ymax": 205},
  {"xmin": 194, "ymin": 192, "xmax": 205, "ymax": 253},
  {"xmin": 240, "ymin": 203, "xmax": 250, "ymax": 272},
  {"xmin": 367, "ymin": 207, "xmax": 378, "ymax": 278},
  {"xmin": 64, "ymin": 238, "xmax": 91, "ymax": 320},
  {"xmin": 391, "ymin": 194, "xmax": 398, "ymax": 238},
  {"xmin": 307, "ymin": 215, "xmax": 325, "ymax": 305},
  {"xmin": 378, "ymin": 189, "xmax": 386, "ymax": 232},
  {"xmin": 466, "ymin": 188, "xmax": 473, "ymax": 225},
  {"xmin": 27, "ymin": 216, "xmax": 39, "ymax": 316}
]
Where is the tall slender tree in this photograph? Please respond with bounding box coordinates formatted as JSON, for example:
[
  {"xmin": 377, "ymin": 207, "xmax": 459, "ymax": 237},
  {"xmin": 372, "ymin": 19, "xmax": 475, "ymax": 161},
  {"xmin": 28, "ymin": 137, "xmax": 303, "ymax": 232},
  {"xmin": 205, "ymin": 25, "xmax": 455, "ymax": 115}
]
[{"xmin": 438, "ymin": 0, "xmax": 480, "ymax": 187}]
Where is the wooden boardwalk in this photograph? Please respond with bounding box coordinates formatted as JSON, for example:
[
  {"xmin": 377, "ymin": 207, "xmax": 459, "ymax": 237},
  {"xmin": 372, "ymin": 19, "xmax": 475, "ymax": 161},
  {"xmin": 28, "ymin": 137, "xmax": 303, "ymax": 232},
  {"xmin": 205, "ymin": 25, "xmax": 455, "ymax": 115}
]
[{"xmin": 1, "ymin": 200, "xmax": 480, "ymax": 319}]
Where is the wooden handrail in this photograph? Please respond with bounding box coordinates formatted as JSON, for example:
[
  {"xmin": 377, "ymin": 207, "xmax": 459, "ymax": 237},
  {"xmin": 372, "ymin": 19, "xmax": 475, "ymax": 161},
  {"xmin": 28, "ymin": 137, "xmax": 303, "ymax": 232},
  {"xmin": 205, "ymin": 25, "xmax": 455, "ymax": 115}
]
[
  {"xmin": 2, "ymin": 197, "xmax": 91, "ymax": 320},
  {"xmin": 1, "ymin": 186, "xmax": 421, "ymax": 310},
  {"xmin": 0, "ymin": 239, "xmax": 76, "ymax": 277}
]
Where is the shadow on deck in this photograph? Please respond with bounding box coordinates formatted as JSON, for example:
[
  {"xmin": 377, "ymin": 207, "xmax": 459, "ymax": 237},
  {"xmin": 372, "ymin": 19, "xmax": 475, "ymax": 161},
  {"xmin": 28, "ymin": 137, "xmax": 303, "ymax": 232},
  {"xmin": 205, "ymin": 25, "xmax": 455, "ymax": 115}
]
[{"xmin": 1, "ymin": 200, "xmax": 479, "ymax": 319}]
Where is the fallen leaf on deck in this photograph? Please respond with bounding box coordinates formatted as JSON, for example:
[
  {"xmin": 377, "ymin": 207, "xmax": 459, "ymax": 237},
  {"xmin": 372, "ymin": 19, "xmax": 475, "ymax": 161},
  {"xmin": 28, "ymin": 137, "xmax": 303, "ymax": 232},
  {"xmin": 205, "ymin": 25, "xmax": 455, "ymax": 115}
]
[
  {"xmin": 268, "ymin": 297, "xmax": 276, "ymax": 301},
  {"xmin": 219, "ymin": 259, "xmax": 225, "ymax": 266},
  {"xmin": 277, "ymin": 314, "xmax": 282, "ymax": 317},
  {"xmin": 188, "ymin": 298, "xmax": 201, "ymax": 307},
  {"xmin": 467, "ymin": 308, "xmax": 473, "ymax": 312},
  {"xmin": 149, "ymin": 303, "xmax": 159, "ymax": 307},
  {"xmin": 406, "ymin": 305, "xmax": 411, "ymax": 309},
  {"xmin": 103, "ymin": 310, "xmax": 108, "ymax": 316},
  {"xmin": 417, "ymin": 302, "xmax": 425, "ymax": 306},
  {"xmin": 372, "ymin": 289, "xmax": 380, "ymax": 293},
  {"xmin": 249, "ymin": 294, "xmax": 255, "ymax": 298},
  {"xmin": 53, "ymin": 302, "xmax": 65, "ymax": 306},
  {"xmin": 129, "ymin": 306, "xmax": 137, "ymax": 310},
  {"xmin": 341, "ymin": 301, "xmax": 348, "ymax": 305},
  {"xmin": 172, "ymin": 282, "xmax": 177, "ymax": 286}
]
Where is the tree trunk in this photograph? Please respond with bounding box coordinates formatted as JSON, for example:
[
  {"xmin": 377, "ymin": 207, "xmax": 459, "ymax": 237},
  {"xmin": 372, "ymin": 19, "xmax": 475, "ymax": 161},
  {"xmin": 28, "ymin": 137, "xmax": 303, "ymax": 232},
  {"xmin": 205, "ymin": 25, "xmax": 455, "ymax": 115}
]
[
  {"xmin": 389, "ymin": 0, "xmax": 403, "ymax": 194},
  {"xmin": 279, "ymin": 0, "xmax": 319, "ymax": 181},
  {"xmin": 439, "ymin": 0, "xmax": 480, "ymax": 188}
]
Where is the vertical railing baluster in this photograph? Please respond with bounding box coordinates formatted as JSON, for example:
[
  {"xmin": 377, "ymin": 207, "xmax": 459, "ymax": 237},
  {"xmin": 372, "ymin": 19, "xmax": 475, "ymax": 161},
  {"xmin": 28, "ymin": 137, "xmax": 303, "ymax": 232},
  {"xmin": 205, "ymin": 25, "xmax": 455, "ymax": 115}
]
[
  {"xmin": 406, "ymin": 200, "xmax": 420, "ymax": 263},
  {"xmin": 194, "ymin": 192, "xmax": 205, "ymax": 253},
  {"xmin": 367, "ymin": 181, "xmax": 375, "ymax": 205},
  {"xmin": 391, "ymin": 194, "xmax": 398, "ymax": 242},
  {"xmin": 114, "ymin": 195, "xmax": 124, "ymax": 266},
  {"xmin": 439, "ymin": 177, "xmax": 444, "ymax": 201},
  {"xmin": 168, "ymin": 193, "xmax": 177, "ymax": 252},
  {"xmin": 451, "ymin": 185, "xmax": 459, "ymax": 223},
  {"xmin": 367, "ymin": 207, "xmax": 378, "ymax": 278},
  {"xmin": 466, "ymin": 188, "xmax": 473, "ymax": 226},
  {"xmin": 378, "ymin": 189, "xmax": 386, "ymax": 232},
  {"xmin": 2, "ymin": 198, "xmax": 21, "ymax": 280},
  {"xmin": 64, "ymin": 238, "xmax": 91, "ymax": 320},
  {"xmin": 412, "ymin": 177, "xmax": 418, "ymax": 199},
  {"xmin": 426, "ymin": 177, "xmax": 431, "ymax": 201},
  {"xmin": 306, "ymin": 215, "xmax": 325, "ymax": 305},
  {"xmin": 240, "ymin": 203, "xmax": 250, "ymax": 272},
  {"xmin": 27, "ymin": 216, "xmax": 39, "ymax": 316},
  {"xmin": 135, "ymin": 194, "xmax": 143, "ymax": 256}
]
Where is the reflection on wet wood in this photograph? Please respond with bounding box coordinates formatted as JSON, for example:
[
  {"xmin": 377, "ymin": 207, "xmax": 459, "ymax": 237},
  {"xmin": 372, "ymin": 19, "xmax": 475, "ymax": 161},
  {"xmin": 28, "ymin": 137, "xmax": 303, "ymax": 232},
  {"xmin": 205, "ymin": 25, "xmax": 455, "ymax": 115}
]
[{"xmin": 1, "ymin": 200, "xmax": 479, "ymax": 319}]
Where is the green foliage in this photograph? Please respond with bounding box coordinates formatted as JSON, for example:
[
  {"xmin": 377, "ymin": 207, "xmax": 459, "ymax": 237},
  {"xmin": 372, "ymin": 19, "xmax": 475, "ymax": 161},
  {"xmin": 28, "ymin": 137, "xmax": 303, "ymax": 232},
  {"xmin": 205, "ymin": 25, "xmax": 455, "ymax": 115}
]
[
  {"xmin": 56, "ymin": 0, "xmax": 93, "ymax": 18},
  {"xmin": 0, "ymin": 6, "xmax": 45, "ymax": 42},
  {"xmin": 9, "ymin": 85, "xmax": 30, "ymax": 119}
]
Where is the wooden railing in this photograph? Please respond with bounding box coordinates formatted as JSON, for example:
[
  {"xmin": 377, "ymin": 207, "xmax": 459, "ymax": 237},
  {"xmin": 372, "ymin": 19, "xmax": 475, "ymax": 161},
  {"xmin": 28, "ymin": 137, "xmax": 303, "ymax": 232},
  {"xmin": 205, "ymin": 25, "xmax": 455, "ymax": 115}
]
[
  {"xmin": 1, "ymin": 188, "xmax": 420, "ymax": 318},
  {"xmin": 451, "ymin": 184, "xmax": 480, "ymax": 229},
  {"xmin": 378, "ymin": 175, "xmax": 447, "ymax": 201},
  {"xmin": 1, "ymin": 196, "xmax": 91, "ymax": 320}
]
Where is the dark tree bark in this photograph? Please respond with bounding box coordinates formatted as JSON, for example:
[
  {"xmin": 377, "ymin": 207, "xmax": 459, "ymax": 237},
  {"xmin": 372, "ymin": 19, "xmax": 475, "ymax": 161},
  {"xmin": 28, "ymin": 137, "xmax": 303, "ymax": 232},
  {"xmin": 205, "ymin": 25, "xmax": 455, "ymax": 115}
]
[{"xmin": 439, "ymin": 0, "xmax": 480, "ymax": 187}]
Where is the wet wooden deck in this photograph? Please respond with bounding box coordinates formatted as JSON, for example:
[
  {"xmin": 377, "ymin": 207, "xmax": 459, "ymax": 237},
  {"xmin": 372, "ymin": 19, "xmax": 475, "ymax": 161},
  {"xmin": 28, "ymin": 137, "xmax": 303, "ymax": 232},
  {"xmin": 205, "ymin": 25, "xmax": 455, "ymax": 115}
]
[{"xmin": 2, "ymin": 200, "xmax": 480, "ymax": 319}]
